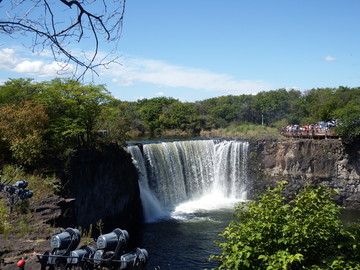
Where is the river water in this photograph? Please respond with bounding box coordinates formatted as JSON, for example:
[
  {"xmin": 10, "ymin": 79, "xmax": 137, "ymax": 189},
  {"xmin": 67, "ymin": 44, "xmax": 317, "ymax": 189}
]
[{"xmin": 140, "ymin": 207, "xmax": 236, "ymax": 270}]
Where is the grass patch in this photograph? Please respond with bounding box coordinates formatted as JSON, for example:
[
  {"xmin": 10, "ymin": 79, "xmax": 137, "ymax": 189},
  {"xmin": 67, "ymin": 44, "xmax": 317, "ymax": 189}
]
[
  {"xmin": 16, "ymin": 213, "xmax": 33, "ymax": 236},
  {"xmin": 200, "ymin": 124, "xmax": 282, "ymax": 140},
  {"xmin": 0, "ymin": 202, "xmax": 11, "ymax": 236}
]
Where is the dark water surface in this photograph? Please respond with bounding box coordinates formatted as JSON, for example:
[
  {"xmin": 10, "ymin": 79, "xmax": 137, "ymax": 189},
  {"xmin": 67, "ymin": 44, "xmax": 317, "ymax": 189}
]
[
  {"xmin": 140, "ymin": 209, "xmax": 235, "ymax": 270},
  {"xmin": 340, "ymin": 209, "xmax": 360, "ymax": 225}
]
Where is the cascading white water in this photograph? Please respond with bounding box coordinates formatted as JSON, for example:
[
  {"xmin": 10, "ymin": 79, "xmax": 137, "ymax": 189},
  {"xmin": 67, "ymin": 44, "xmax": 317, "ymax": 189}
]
[
  {"xmin": 126, "ymin": 145, "xmax": 166, "ymax": 222},
  {"xmin": 127, "ymin": 139, "xmax": 249, "ymax": 222}
]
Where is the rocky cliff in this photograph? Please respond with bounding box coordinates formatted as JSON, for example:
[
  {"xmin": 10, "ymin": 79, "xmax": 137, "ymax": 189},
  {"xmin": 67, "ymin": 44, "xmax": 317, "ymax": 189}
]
[
  {"xmin": 248, "ymin": 139, "xmax": 360, "ymax": 209},
  {"xmin": 61, "ymin": 144, "xmax": 143, "ymax": 244}
]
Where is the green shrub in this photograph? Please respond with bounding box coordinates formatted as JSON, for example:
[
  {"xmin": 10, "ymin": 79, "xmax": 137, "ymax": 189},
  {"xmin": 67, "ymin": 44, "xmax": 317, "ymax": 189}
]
[{"xmin": 209, "ymin": 182, "xmax": 360, "ymax": 270}]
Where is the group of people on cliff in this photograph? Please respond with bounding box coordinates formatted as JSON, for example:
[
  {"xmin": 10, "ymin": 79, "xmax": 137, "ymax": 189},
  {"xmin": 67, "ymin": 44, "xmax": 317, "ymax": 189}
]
[{"xmin": 281, "ymin": 120, "xmax": 337, "ymax": 137}]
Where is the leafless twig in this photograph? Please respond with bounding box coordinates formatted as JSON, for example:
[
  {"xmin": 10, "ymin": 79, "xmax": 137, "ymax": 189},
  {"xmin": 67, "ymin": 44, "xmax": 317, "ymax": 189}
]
[{"xmin": 0, "ymin": 0, "xmax": 126, "ymax": 80}]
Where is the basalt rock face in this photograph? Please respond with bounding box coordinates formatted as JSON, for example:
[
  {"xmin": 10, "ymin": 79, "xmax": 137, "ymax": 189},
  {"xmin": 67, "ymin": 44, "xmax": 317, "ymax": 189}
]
[
  {"xmin": 62, "ymin": 144, "xmax": 143, "ymax": 243},
  {"xmin": 248, "ymin": 139, "xmax": 360, "ymax": 209}
]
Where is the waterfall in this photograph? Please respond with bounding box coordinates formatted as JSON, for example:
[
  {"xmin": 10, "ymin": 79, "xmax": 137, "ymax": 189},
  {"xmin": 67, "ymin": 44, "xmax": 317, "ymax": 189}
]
[
  {"xmin": 127, "ymin": 139, "xmax": 249, "ymax": 222},
  {"xmin": 126, "ymin": 145, "xmax": 166, "ymax": 222}
]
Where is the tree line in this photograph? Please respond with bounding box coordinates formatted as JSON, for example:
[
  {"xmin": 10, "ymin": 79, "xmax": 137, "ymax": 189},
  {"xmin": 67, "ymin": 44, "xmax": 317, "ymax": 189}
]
[{"xmin": 0, "ymin": 78, "xmax": 359, "ymax": 168}]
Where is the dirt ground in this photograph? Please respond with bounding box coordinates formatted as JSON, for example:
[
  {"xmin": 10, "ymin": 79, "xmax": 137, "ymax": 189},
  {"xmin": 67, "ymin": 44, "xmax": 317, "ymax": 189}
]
[{"xmin": 0, "ymin": 196, "xmax": 64, "ymax": 269}]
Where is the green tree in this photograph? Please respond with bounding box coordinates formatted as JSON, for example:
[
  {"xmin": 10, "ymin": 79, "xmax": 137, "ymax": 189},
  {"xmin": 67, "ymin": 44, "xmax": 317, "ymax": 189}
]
[
  {"xmin": 0, "ymin": 101, "xmax": 48, "ymax": 166},
  {"xmin": 97, "ymin": 100, "xmax": 142, "ymax": 142},
  {"xmin": 161, "ymin": 101, "xmax": 200, "ymax": 133},
  {"xmin": 0, "ymin": 78, "xmax": 41, "ymax": 104},
  {"xmin": 334, "ymin": 100, "xmax": 360, "ymax": 140},
  {"xmin": 137, "ymin": 97, "xmax": 178, "ymax": 135},
  {"xmin": 299, "ymin": 88, "xmax": 338, "ymax": 123},
  {"xmin": 252, "ymin": 89, "xmax": 299, "ymax": 125},
  {"xmin": 198, "ymin": 96, "xmax": 242, "ymax": 128},
  {"xmin": 210, "ymin": 183, "xmax": 360, "ymax": 270},
  {"xmin": 285, "ymin": 89, "xmax": 306, "ymax": 124},
  {"xmin": 38, "ymin": 78, "xmax": 114, "ymax": 148}
]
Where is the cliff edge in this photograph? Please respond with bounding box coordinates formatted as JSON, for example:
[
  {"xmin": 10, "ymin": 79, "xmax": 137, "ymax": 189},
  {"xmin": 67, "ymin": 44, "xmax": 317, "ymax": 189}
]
[
  {"xmin": 63, "ymin": 144, "xmax": 143, "ymax": 241},
  {"xmin": 248, "ymin": 139, "xmax": 360, "ymax": 209}
]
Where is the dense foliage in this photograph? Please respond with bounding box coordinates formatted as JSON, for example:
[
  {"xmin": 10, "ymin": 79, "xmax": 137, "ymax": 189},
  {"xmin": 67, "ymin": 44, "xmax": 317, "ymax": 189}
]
[
  {"xmin": 0, "ymin": 78, "xmax": 115, "ymax": 167},
  {"xmin": 0, "ymin": 101, "xmax": 48, "ymax": 165},
  {"xmin": 1, "ymin": 78, "xmax": 360, "ymax": 168},
  {"xmin": 209, "ymin": 183, "xmax": 360, "ymax": 270}
]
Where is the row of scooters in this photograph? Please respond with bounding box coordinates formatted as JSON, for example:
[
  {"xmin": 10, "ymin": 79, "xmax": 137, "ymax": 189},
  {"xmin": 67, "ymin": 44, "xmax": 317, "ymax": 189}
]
[{"xmin": 37, "ymin": 227, "xmax": 148, "ymax": 270}]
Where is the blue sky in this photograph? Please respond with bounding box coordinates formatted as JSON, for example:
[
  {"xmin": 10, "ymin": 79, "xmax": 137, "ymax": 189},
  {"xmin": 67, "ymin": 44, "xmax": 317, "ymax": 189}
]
[{"xmin": 1, "ymin": 0, "xmax": 360, "ymax": 102}]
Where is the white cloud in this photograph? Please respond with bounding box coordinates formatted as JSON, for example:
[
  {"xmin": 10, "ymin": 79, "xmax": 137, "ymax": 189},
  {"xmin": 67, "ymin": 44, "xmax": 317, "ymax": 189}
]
[
  {"xmin": 0, "ymin": 48, "xmax": 74, "ymax": 77},
  {"xmin": 0, "ymin": 48, "xmax": 18, "ymax": 69},
  {"xmin": 111, "ymin": 77, "xmax": 134, "ymax": 86},
  {"xmin": 0, "ymin": 48, "xmax": 274, "ymax": 96},
  {"xmin": 324, "ymin": 55, "xmax": 336, "ymax": 61},
  {"xmin": 155, "ymin": 91, "xmax": 165, "ymax": 96},
  {"xmin": 108, "ymin": 56, "xmax": 273, "ymax": 95}
]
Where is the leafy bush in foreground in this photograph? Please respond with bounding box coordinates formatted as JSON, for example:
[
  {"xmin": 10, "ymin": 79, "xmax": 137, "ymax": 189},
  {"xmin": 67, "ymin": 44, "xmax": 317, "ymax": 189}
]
[{"xmin": 209, "ymin": 183, "xmax": 360, "ymax": 270}]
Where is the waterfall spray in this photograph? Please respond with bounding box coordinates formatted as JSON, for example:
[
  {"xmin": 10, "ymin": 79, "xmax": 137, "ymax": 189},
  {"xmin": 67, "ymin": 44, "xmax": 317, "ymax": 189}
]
[{"xmin": 127, "ymin": 140, "xmax": 249, "ymax": 222}]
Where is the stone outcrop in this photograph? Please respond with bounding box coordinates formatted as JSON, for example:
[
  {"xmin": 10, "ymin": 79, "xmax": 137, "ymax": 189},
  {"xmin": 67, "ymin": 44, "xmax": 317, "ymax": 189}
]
[
  {"xmin": 248, "ymin": 139, "xmax": 360, "ymax": 209},
  {"xmin": 62, "ymin": 144, "xmax": 143, "ymax": 245}
]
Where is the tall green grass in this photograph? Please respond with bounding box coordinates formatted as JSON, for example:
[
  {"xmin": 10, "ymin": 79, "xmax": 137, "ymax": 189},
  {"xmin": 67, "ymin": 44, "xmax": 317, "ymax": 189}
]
[{"xmin": 200, "ymin": 124, "xmax": 281, "ymax": 140}]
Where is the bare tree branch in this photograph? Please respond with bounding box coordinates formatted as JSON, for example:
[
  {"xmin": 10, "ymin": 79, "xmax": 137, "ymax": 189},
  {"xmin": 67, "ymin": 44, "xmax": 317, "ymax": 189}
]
[{"xmin": 0, "ymin": 0, "xmax": 126, "ymax": 80}]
